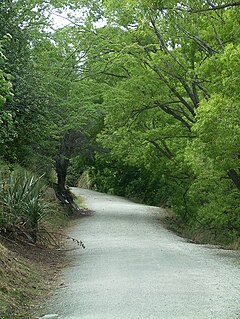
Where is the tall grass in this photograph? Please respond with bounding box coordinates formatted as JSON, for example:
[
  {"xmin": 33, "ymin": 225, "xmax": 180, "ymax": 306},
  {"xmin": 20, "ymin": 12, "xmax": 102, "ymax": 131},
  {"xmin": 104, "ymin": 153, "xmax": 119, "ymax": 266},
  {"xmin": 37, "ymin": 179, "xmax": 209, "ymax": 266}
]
[{"xmin": 0, "ymin": 167, "xmax": 49, "ymax": 242}]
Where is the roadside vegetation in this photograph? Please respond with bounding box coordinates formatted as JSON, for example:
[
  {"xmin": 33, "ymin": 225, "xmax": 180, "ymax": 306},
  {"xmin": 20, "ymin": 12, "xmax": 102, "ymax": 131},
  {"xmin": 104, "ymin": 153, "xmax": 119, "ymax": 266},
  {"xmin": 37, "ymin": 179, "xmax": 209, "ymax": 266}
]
[
  {"xmin": 0, "ymin": 165, "xmax": 68, "ymax": 318},
  {"xmin": 0, "ymin": 1, "xmax": 240, "ymax": 315},
  {"xmin": 0, "ymin": 167, "xmax": 50, "ymax": 243}
]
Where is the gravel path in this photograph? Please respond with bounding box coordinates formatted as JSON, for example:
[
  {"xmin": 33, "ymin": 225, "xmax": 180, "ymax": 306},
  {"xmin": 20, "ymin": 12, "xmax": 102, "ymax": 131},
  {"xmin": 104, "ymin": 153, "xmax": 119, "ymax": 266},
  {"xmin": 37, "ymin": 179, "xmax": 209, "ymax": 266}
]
[{"xmin": 38, "ymin": 188, "xmax": 240, "ymax": 319}]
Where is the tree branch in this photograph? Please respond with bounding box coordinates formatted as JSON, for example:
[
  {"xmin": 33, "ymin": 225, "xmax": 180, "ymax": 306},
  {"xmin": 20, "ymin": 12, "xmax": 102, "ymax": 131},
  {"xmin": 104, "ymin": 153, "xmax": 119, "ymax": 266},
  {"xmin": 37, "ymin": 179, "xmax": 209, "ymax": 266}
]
[
  {"xmin": 50, "ymin": 11, "xmax": 83, "ymax": 27},
  {"xmin": 150, "ymin": 18, "xmax": 188, "ymax": 72},
  {"xmin": 146, "ymin": 139, "xmax": 174, "ymax": 160},
  {"xmin": 100, "ymin": 71, "xmax": 129, "ymax": 78},
  {"xmin": 131, "ymin": 101, "xmax": 181, "ymax": 116},
  {"xmin": 188, "ymin": 2, "xmax": 240, "ymax": 13},
  {"xmin": 155, "ymin": 102, "xmax": 192, "ymax": 131},
  {"xmin": 176, "ymin": 25, "xmax": 219, "ymax": 55},
  {"xmin": 211, "ymin": 22, "xmax": 225, "ymax": 51},
  {"xmin": 142, "ymin": 59, "xmax": 196, "ymax": 116}
]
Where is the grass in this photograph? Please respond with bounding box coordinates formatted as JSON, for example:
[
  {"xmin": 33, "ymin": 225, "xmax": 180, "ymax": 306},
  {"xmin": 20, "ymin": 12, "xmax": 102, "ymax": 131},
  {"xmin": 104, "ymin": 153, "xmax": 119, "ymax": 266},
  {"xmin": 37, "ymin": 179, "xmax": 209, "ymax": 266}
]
[
  {"xmin": 0, "ymin": 242, "xmax": 42, "ymax": 319},
  {"xmin": 163, "ymin": 214, "xmax": 240, "ymax": 249},
  {"xmin": 0, "ymin": 230, "xmax": 67, "ymax": 319}
]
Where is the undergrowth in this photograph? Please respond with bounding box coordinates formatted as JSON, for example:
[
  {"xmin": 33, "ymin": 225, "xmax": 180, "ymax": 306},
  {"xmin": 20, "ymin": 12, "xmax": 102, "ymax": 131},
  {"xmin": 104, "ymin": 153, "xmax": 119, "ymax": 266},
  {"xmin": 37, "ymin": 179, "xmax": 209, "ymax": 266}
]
[
  {"xmin": 0, "ymin": 166, "xmax": 50, "ymax": 243},
  {"xmin": 0, "ymin": 166, "xmax": 86, "ymax": 318}
]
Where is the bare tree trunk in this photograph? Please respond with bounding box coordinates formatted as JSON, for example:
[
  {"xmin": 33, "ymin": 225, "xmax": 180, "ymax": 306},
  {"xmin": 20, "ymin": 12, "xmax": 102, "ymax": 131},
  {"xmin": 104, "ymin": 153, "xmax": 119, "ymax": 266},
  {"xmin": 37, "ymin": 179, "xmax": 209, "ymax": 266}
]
[
  {"xmin": 228, "ymin": 169, "xmax": 240, "ymax": 190},
  {"xmin": 56, "ymin": 156, "xmax": 69, "ymax": 191}
]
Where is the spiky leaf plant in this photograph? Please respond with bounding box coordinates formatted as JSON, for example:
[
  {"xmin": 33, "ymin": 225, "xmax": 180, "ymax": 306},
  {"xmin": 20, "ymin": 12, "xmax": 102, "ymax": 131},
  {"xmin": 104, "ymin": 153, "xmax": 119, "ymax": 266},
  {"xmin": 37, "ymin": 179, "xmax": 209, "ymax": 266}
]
[{"xmin": 0, "ymin": 167, "xmax": 49, "ymax": 242}]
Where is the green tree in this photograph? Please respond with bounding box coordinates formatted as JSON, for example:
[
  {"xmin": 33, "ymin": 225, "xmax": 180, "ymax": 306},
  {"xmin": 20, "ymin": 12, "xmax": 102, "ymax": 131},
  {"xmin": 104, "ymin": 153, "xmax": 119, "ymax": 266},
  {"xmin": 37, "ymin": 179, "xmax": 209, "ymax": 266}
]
[
  {"xmin": 78, "ymin": 0, "xmax": 240, "ymax": 242},
  {"xmin": 0, "ymin": 35, "xmax": 14, "ymax": 156}
]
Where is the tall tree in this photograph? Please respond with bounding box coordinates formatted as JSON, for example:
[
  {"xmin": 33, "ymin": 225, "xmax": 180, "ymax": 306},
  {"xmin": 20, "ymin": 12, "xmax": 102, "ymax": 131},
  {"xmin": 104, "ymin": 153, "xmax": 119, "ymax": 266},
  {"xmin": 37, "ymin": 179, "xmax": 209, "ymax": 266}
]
[{"xmin": 75, "ymin": 0, "xmax": 240, "ymax": 240}]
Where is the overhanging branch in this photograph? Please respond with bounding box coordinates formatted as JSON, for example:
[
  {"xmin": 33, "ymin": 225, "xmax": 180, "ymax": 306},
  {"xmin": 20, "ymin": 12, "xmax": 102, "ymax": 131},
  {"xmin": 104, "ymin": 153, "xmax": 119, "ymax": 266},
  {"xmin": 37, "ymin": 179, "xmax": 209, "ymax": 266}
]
[{"xmin": 188, "ymin": 2, "xmax": 240, "ymax": 13}]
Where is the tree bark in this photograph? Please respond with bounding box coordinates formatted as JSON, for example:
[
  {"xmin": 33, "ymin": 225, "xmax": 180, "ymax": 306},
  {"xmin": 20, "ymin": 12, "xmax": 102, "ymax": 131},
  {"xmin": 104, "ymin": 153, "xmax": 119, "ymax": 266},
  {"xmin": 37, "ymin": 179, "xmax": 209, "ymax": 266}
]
[
  {"xmin": 55, "ymin": 130, "xmax": 81, "ymax": 190},
  {"xmin": 56, "ymin": 156, "xmax": 69, "ymax": 191},
  {"xmin": 227, "ymin": 169, "xmax": 240, "ymax": 190}
]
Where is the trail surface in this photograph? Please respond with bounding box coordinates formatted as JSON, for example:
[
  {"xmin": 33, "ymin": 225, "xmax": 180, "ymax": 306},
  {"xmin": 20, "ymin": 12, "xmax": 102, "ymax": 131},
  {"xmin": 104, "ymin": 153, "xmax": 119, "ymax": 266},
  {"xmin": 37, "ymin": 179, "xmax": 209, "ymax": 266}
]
[{"xmin": 39, "ymin": 188, "xmax": 240, "ymax": 319}]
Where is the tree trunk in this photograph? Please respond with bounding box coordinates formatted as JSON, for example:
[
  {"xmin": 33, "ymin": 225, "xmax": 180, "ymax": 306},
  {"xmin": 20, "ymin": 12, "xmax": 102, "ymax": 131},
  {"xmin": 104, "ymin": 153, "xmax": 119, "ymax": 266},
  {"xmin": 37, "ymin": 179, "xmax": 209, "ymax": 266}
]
[
  {"xmin": 56, "ymin": 156, "xmax": 69, "ymax": 191},
  {"xmin": 227, "ymin": 169, "xmax": 240, "ymax": 190}
]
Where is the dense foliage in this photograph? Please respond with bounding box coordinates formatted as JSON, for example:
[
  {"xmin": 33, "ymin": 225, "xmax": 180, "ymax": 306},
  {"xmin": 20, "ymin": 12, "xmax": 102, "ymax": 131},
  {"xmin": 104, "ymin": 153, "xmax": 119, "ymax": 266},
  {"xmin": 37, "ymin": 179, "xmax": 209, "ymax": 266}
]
[
  {"xmin": 86, "ymin": 1, "xmax": 240, "ymax": 244},
  {"xmin": 0, "ymin": 0, "xmax": 239, "ymax": 244}
]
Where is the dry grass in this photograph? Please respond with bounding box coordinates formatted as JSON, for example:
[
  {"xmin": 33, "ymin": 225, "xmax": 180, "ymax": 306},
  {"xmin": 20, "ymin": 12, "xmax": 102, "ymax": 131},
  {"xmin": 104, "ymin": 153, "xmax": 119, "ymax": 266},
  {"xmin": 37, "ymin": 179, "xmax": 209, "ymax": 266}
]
[
  {"xmin": 0, "ymin": 242, "xmax": 39, "ymax": 318},
  {"xmin": 0, "ymin": 239, "xmax": 65, "ymax": 319}
]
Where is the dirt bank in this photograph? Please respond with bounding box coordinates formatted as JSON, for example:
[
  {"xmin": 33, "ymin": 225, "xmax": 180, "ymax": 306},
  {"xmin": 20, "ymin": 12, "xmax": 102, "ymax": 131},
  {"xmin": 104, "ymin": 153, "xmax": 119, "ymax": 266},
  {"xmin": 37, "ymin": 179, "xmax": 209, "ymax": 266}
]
[{"xmin": 0, "ymin": 238, "xmax": 65, "ymax": 319}]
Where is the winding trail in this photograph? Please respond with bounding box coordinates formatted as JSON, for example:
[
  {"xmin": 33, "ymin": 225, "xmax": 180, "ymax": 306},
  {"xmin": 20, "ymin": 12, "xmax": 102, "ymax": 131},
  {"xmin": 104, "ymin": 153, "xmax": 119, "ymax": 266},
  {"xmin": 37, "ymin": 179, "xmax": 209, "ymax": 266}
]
[{"xmin": 39, "ymin": 188, "xmax": 240, "ymax": 319}]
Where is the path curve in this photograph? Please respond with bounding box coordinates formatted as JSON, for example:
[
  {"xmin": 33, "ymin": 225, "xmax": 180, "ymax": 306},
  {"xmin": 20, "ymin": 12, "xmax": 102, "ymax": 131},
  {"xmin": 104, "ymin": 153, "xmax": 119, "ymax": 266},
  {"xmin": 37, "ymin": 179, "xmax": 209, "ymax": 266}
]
[{"xmin": 39, "ymin": 188, "xmax": 240, "ymax": 319}]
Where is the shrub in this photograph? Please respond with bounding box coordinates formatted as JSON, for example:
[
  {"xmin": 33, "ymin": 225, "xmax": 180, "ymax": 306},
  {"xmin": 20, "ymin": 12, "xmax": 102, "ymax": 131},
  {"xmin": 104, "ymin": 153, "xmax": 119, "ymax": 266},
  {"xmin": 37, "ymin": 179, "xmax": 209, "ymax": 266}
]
[{"xmin": 0, "ymin": 166, "xmax": 50, "ymax": 242}]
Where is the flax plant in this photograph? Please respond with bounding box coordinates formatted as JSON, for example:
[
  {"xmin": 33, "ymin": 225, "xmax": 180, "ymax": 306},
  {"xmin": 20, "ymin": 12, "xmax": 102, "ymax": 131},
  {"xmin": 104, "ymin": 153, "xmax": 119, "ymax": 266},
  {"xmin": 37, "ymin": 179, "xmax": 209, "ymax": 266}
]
[{"xmin": 0, "ymin": 167, "xmax": 49, "ymax": 242}]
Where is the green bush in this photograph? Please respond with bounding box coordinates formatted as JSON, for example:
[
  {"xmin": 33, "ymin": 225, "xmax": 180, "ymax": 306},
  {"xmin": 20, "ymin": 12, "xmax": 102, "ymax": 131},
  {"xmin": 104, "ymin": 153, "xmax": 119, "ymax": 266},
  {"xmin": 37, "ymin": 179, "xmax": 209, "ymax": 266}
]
[{"xmin": 0, "ymin": 166, "xmax": 50, "ymax": 242}]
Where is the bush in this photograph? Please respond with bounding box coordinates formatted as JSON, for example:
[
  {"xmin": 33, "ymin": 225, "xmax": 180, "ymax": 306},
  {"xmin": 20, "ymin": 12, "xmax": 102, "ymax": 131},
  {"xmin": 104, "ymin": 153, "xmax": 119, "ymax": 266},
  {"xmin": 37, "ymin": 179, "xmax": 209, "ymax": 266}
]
[{"xmin": 0, "ymin": 166, "xmax": 50, "ymax": 242}]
